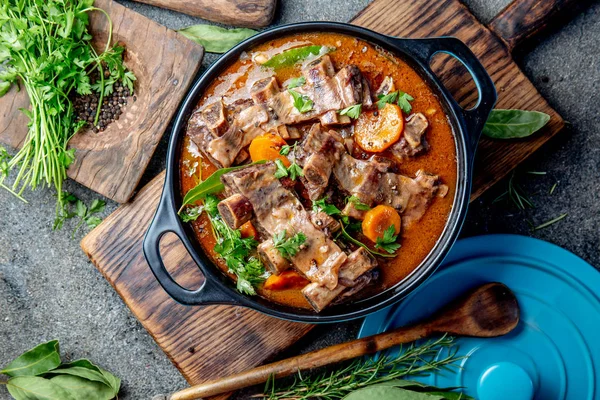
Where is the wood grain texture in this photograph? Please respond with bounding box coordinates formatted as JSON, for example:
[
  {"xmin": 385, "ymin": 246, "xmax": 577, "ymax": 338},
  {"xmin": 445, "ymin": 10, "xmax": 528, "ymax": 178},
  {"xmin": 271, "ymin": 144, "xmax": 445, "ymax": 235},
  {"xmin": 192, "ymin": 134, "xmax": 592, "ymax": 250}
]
[
  {"xmin": 489, "ymin": 0, "xmax": 579, "ymax": 51},
  {"xmin": 81, "ymin": 0, "xmax": 565, "ymax": 394},
  {"xmin": 131, "ymin": 0, "xmax": 277, "ymax": 28},
  {"xmin": 81, "ymin": 171, "xmax": 313, "ymax": 393},
  {"xmin": 0, "ymin": 0, "xmax": 204, "ymax": 203}
]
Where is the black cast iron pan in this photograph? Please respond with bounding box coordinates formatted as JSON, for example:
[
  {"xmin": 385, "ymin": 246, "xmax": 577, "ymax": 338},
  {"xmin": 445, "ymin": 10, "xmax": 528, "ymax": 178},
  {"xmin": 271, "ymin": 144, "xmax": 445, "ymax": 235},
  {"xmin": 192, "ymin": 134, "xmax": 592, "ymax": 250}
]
[{"xmin": 143, "ymin": 22, "xmax": 497, "ymax": 323}]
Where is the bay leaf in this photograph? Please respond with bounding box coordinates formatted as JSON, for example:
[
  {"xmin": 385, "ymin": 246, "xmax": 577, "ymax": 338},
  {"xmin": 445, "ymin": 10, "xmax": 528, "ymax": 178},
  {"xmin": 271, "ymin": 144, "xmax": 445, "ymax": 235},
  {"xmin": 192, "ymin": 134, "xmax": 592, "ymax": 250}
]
[
  {"xmin": 6, "ymin": 376, "xmax": 75, "ymax": 400},
  {"xmin": 50, "ymin": 375, "xmax": 115, "ymax": 400},
  {"xmin": 177, "ymin": 25, "xmax": 257, "ymax": 53},
  {"xmin": 45, "ymin": 366, "xmax": 110, "ymax": 386},
  {"xmin": 1, "ymin": 340, "xmax": 61, "ymax": 377},
  {"xmin": 180, "ymin": 161, "xmax": 265, "ymax": 210},
  {"xmin": 56, "ymin": 359, "xmax": 120, "ymax": 395},
  {"xmin": 343, "ymin": 386, "xmax": 446, "ymax": 400},
  {"xmin": 262, "ymin": 45, "xmax": 324, "ymax": 69},
  {"xmin": 482, "ymin": 109, "xmax": 550, "ymax": 139}
]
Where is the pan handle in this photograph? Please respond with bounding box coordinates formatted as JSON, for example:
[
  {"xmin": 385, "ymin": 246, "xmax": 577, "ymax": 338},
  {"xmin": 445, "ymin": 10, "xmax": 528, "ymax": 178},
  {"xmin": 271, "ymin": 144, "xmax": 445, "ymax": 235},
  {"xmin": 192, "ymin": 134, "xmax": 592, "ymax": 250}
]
[
  {"xmin": 143, "ymin": 187, "xmax": 239, "ymax": 306},
  {"xmin": 388, "ymin": 37, "xmax": 497, "ymax": 160}
]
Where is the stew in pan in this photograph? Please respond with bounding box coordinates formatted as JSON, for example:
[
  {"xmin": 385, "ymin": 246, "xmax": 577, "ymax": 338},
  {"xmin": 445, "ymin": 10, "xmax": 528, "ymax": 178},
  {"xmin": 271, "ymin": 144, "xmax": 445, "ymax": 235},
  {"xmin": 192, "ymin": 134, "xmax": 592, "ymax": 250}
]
[{"xmin": 179, "ymin": 32, "xmax": 457, "ymax": 312}]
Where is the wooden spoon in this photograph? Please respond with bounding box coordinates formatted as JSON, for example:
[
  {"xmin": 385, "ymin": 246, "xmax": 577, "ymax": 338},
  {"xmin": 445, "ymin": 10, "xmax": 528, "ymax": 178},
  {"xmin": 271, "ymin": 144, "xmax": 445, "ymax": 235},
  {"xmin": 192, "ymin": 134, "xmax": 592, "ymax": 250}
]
[{"xmin": 156, "ymin": 282, "xmax": 519, "ymax": 400}]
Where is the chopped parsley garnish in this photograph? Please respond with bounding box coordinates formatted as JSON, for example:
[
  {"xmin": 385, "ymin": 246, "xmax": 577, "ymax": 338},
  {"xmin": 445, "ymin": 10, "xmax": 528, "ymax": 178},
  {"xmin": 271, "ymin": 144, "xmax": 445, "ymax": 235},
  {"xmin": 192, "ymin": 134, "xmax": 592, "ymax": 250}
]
[
  {"xmin": 376, "ymin": 90, "xmax": 414, "ymax": 113},
  {"xmin": 397, "ymin": 90, "xmax": 415, "ymax": 114},
  {"xmin": 204, "ymin": 194, "xmax": 267, "ymax": 295},
  {"xmin": 273, "ymin": 230, "xmax": 307, "ymax": 259},
  {"xmin": 287, "ymin": 76, "xmax": 306, "ymax": 89},
  {"xmin": 312, "ymin": 198, "xmax": 342, "ymax": 216},
  {"xmin": 288, "ymin": 89, "xmax": 314, "ymax": 113},
  {"xmin": 347, "ymin": 195, "xmax": 371, "ymax": 211},
  {"xmin": 374, "ymin": 225, "xmax": 401, "ymax": 254},
  {"xmin": 376, "ymin": 91, "xmax": 399, "ymax": 109},
  {"xmin": 274, "ymin": 158, "xmax": 304, "ymax": 181},
  {"xmin": 279, "ymin": 145, "xmax": 291, "ymax": 156},
  {"xmin": 338, "ymin": 104, "xmax": 362, "ymax": 119},
  {"xmin": 180, "ymin": 205, "xmax": 204, "ymax": 222}
]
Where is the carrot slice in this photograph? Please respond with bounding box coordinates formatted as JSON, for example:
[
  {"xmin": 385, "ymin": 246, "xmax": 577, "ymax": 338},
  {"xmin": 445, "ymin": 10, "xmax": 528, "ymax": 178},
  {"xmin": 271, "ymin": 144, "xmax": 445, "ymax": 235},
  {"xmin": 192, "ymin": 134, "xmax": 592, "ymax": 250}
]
[
  {"xmin": 361, "ymin": 205, "xmax": 401, "ymax": 243},
  {"xmin": 354, "ymin": 103, "xmax": 404, "ymax": 152},
  {"xmin": 263, "ymin": 270, "xmax": 309, "ymax": 291},
  {"xmin": 239, "ymin": 221, "xmax": 257, "ymax": 239},
  {"xmin": 249, "ymin": 133, "xmax": 291, "ymax": 167}
]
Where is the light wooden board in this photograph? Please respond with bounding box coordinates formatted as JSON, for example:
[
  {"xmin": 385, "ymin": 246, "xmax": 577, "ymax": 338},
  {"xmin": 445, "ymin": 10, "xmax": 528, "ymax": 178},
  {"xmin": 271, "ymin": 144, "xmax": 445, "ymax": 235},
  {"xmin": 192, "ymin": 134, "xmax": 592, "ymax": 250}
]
[
  {"xmin": 0, "ymin": 0, "xmax": 204, "ymax": 203},
  {"xmin": 81, "ymin": 0, "xmax": 565, "ymax": 395}
]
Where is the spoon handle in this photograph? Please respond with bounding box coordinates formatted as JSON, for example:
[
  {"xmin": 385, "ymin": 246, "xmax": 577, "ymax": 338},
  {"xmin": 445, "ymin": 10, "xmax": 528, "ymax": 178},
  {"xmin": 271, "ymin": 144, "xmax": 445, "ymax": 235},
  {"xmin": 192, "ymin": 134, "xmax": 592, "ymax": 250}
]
[{"xmin": 169, "ymin": 325, "xmax": 429, "ymax": 400}]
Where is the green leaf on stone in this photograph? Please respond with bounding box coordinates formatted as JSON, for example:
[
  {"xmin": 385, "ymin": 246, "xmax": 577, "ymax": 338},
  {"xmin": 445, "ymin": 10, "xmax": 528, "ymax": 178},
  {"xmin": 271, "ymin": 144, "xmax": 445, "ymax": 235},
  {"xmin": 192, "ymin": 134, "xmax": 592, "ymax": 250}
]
[
  {"xmin": 56, "ymin": 359, "xmax": 120, "ymax": 396},
  {"xmin": 1, "ymin": 340, "xmax": 61, "ymax": 377},
  {"xmin": 6, "ymin": 376, "xmax": 75, "ymax": 400},
  {"xmin": 343, "ymin": 386, "xmax": 446, "ymax": 400},
  {"xmin": 482, "ymin": 109, "xmax": 550, "ymax": 139},
  {"xmin": 50, "ymin": 375, "xmax": 115, "ymax": 400},
  {"xmin": 177, "ymin": 25, "xmax": 257, "ymax": 53}
]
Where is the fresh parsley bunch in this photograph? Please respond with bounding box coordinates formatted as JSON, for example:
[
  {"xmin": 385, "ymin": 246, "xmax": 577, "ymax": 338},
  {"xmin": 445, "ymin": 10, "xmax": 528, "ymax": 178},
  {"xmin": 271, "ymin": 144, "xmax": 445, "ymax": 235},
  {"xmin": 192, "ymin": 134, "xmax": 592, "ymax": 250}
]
[{"xmin": 0, "ymin": 0, "xmax": 135, "ymax": 228}]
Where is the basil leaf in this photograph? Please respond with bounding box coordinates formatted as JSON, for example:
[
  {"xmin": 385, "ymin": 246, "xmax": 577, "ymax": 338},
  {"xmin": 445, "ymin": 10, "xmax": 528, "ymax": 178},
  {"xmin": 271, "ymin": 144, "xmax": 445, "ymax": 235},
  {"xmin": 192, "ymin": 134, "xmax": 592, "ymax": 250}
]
[
  {"xmin": 180, "ymin": 161, "xmax": 266, "ymax": 210},
  {"xmin": 1, "ymin": 340, "xmax": 61, "ymax": 377},
  {"xmin": 49, "ymin": 375, "xmax": 115, "ymax": 400},
  {"xmin": 6, "ymin": 376, "xmax": 75, "ymax": 400},
  {"xmin": 177, "ymin": 25, "xmax": 257, "ymax": 53},
  {"xmin": 262, "ymin": 45, "xmax": 324, "ymax": 68},
  {"xmin": 343, "ymin": 386, "xmax": 446, "ymax": 400},
  {"xmin": 483, "ymin": 109, "xmax": 550, "ymax": 139}
]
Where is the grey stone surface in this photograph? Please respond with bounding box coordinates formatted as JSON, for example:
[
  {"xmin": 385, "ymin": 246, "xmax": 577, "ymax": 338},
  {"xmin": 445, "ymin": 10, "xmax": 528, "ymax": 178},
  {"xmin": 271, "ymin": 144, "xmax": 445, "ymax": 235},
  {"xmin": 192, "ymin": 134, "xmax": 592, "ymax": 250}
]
[{"xmin": 0, "ymin": 0, "xmax": 599, "ymax": 399}]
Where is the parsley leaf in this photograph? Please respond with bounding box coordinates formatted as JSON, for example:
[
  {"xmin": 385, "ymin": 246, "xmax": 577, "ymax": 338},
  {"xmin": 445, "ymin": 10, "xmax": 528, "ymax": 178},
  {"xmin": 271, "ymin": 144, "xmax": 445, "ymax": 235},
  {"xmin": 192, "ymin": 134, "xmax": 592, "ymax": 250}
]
[
  {"xmin": 279, "ymin": 145, "xmax": 291, "ymax": 156},
  {"xmin": 376, "ymin": 90, "xmax": 414, "ymax": 113},
  {"xmin": 312, "ymin": 198, "xmax": 342, "ymax": 216},
  {"xmin": 288, "ymin": 89, "xmax": 314, "ymax": 113},
  {"xmin": 339, "ymin": 104, "xmax": 362, "ymax": 119},
  {"xmin": 397, "ymin": 90, "xmax": 414, "ymax": 114},
  {"xmin": 274, "ymin": 158, "xmax": 304, "ymax": 181},
  {"xmin": 347, "ymin": 195, "xmax": 371, "ymax": 211},
  {"xmin": 273, "ymin": 230, "xmax": 307, "ymax": 259},
  {"xmin": 180, "ymin": 205, "xmax": 204, "ymax": 222},
  {"xmin": 288, "ymin": 162, "xmax": 304, "ymax": 181},
  {"xmin": 204, "ymin": 194, "xmax": 220, "ymax": 216},
  {"xmin": 375, "ymin": 225, "xmax": 401, "ymax": 254},
  {"xmin": 52, "ymin": 193, "xmax": 106, "ymax": 235},
  {"xmin": 376, "ymin": 91, "xmax": 399, "ymax": 109},
  {"xmin": 274, "ymin": 159, "xmax": 289, "ymax": 179},
  {"xmin": 286, "ymin": 76, "xmax": 306, "ymax": 89}
]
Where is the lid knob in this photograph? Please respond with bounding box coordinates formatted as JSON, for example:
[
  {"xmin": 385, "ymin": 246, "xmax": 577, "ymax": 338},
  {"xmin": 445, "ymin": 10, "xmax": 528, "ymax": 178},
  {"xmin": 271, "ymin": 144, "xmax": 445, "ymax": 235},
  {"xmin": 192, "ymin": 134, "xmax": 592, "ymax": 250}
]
[{"xmin": 478, "ymin": 362, "xmax": 534, "ymax": 400}]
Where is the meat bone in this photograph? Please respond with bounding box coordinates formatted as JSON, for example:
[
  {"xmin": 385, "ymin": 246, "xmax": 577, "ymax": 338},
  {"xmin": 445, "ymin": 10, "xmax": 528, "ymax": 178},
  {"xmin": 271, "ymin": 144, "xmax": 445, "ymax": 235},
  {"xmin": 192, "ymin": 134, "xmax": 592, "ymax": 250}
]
[{"xmin": 154, "ymin": 282, "xmax": 519, "ymax": 400}]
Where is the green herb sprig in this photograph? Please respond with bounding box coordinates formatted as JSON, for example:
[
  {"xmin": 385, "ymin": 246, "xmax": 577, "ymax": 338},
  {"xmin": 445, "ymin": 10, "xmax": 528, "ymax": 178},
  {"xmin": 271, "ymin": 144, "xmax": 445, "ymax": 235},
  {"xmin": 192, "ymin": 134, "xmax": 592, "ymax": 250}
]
[
  {"xmin": 375, "ymin": 225, "xmax": 401, "ymax": 254},
  {"xmin": 274, "ymin": 159, "xmax": 304, "ymax": 181},
  {"xmin": 273, "ymin": 230, "xmax": 307, "ymax": 259},
  {"xmin": 312, "ymin": 198, "xmax": 342, "ymax": 216},
  {"xmin": 339, "ymin": 104, "xmax": 362, "ymax": 119},
  {"xmin": 289, "ymin": 89, "xmax": 314, "ymax": 113},
  {"xmin": 287, "ymin": 77, "xmax": 306, "ymax": 89},
  {"xmin": 1, "ymin": 340, "xmax": 120, "ymax": 400},
  {"xmin": 0, "ymin": 0, "xmax": 134, "ymax": 229},
  {"xmin": 204, "ymin": 195, "xmax": 267, "ymax": 295},
  {"xmin": 53, "ymin": 192, "xmax": 105, "ymax": 235},
  {"xmin": 261, "ymin": 335, "xmax": 464, "ymax": 400},
  {"xmin": 347, "ymin": 195, "xmax": 371, "ymax": 211},
  {"xmin": 376, "ymin": 90, "xmax": 414, "ymax": 113}
]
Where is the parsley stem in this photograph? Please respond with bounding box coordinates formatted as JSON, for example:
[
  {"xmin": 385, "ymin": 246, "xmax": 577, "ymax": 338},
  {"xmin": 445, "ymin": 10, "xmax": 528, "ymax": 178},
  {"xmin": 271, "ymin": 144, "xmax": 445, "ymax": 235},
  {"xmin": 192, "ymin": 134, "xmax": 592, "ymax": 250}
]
[{"xmin": 94, "ymin": 61, "xmax": 105, "ymax": 126}]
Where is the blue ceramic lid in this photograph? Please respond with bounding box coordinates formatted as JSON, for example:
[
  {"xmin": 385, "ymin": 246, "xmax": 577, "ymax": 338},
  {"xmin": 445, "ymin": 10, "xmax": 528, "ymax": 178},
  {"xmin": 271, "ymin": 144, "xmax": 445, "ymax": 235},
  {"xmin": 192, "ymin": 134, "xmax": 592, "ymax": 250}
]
[{"xmin": 359, "ymin": 234, "xmax": 600, "ymax": 399}]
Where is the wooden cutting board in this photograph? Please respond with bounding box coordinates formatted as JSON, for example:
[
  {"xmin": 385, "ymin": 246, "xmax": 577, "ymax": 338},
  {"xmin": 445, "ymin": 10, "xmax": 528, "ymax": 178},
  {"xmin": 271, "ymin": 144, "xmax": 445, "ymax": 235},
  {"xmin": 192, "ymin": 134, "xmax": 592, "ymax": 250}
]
[
  {"xmin": 0, "ymin": 0, "xmax": 204, "ymax": 203},
  {"xmin": 81, "ymin": 0, "xmax": 567, "ymax": 396},
  {"xmin": 131, "ymin": 0, "xmax": 277, "ymax": 28}
]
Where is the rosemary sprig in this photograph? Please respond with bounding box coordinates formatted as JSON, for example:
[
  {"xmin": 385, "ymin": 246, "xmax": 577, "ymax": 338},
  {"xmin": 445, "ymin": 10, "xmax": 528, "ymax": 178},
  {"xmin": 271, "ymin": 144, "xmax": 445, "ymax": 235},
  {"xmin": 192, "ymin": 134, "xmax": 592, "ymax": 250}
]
[
  {"xmin": 532, "ymin": 213, "xmax": 567, "ymax": 231},
  {"xmin": 493, "ymin": 170, "xmax": 533, "ymax": 210},
  {"xmin": 259, "ymin": 335, "xmax": 462, "ymax": 400}
]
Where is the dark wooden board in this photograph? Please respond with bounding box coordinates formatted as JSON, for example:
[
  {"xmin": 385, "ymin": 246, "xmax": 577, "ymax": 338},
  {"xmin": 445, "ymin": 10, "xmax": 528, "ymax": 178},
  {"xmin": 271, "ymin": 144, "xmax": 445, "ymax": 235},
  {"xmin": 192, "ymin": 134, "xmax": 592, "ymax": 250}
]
[
  {"xmin": 131, "ymin": 0, "xmax": 277, "ymax": 28},
  {"xmin": 0, "ymin": 0, "xmax": 204, "ymax": 203},
  {"xmin": 81, "ymin": 0, "xmax": 566, "ymax": 394}
]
